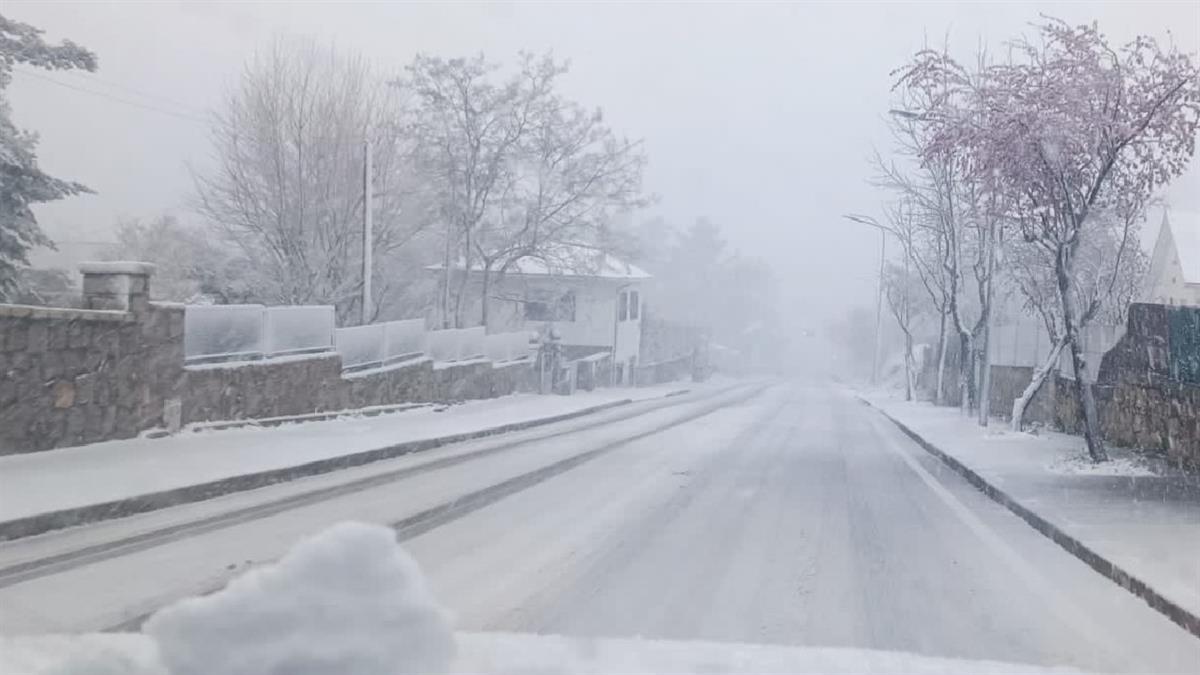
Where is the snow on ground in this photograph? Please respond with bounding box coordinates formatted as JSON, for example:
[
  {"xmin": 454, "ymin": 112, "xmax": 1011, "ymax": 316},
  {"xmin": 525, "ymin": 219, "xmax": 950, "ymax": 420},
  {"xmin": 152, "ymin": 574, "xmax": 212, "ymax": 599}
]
[
  {"xmin": 0, "ymin": 521, "xmax": 1082, "ymax": 675},
  {"xmin": 860, "ymin": 389, "xmax": 1200, "ymax": 621},
  {"xmin": 0, "ymin": 383, "xmax": 697, "ymax": 523},
  {"xmin": 1046, "ymin": 453, "xmax": 1155, "ymax": 477}
]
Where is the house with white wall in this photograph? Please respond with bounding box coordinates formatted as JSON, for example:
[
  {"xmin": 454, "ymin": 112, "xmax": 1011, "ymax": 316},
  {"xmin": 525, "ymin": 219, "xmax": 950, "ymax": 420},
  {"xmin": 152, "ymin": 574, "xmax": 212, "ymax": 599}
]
[
  {"xmin": 429, "ymin": 250, "xmax": 649, "ymax": 382},
  {"xmin": 1143, "ymin": 209, "xmax": 1200, "ymax": 307}
]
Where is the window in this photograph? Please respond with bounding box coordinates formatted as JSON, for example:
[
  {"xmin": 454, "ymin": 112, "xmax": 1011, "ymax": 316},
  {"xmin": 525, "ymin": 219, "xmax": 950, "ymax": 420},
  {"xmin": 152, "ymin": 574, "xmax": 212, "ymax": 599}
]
[
  {"xmin": 525, "ymin": 290, "xmax": 576, "ymax": 321},
  {"xmin": 629, "ymin": 291, "xmax": 639, "ymax": 320},
  {"xmin": 618, "ymin": 291, "xmax": 628, "ymax": 321}
]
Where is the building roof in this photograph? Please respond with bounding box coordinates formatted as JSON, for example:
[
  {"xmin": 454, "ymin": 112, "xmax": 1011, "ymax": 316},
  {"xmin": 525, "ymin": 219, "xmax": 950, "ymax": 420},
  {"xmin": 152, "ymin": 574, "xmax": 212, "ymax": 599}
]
[
  {"xmin": 427, "ymin": 249, "xmax": 651, "ymax": 280},
  {"xmin": 1167, "ymin": 210, "xmax": 1200, "ymax": 285}
]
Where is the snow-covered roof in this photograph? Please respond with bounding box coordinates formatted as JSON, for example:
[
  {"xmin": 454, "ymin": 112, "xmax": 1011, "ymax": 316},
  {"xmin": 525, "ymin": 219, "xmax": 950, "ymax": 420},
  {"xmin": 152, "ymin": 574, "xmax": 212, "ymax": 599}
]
[
  {"xmin": 1167, "ymin": 210, "xmax": 1200, "ymax": 285},
  {"xmin": 427, "ymin": 250, "xmax": 650, "ymax": 280}
]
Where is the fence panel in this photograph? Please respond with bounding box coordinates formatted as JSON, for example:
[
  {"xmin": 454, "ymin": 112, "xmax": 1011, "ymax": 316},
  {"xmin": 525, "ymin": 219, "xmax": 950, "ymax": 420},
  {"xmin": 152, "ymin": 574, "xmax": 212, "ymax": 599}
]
[
  {"xmin": 263, "ymin": 306, "xmax": 335, "ymax": 357},
  {"xmin": 383, "ymin": 319, "xmax": 427, "ymax": 362},
  {"xmin": 428, "ymin": 327, "xmax": 486, "ymax": 362},
  {"xmin": 458, "ymin": 326, "xmax": 486, "ymax": 360},
  {"xmin": 335, "ymin": 324, "xmax": 386, "ymax": 370},
  {"xmin": 184, "ymin": 305, "xmax": 265, "ymax": 363},
  {"xmin": 486, "ymin": 331, "xmax": 533, "ymax": 363}
]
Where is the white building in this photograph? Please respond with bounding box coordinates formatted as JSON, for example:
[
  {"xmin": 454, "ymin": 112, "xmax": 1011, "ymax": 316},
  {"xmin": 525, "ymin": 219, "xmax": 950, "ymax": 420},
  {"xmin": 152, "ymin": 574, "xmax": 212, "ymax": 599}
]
[
  {"xmin": 1143, "ymin": 209, "xmax": 1200, "ymax": 307},
  {"xmin": 429, "ymin": 251, "xmax": 650, "ymax": 381}
]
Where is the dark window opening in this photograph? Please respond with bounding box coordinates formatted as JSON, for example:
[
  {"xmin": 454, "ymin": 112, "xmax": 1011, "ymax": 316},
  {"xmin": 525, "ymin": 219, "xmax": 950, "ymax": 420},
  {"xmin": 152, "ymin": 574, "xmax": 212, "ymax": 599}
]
[{"xmin": 525, "ymin": 290, "xmax": 576, "ymax": 322}]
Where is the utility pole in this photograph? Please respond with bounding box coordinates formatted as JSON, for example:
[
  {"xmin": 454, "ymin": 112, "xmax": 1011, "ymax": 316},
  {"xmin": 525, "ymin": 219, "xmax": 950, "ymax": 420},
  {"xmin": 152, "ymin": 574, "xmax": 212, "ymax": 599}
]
[
  {"xmin": 361, "ymin": 139, "xmax": 373, "ymax": 325},
  {"xmin": 844, "ymin": 214, "xmax": 887, "ymax": 386}
]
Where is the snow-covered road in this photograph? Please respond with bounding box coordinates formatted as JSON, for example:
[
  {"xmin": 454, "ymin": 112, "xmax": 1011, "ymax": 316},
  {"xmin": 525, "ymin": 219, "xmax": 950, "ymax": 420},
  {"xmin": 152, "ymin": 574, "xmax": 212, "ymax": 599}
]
[{"xmin": 1, "ymin": 382, "xmax": 1197, "ymax": 672}]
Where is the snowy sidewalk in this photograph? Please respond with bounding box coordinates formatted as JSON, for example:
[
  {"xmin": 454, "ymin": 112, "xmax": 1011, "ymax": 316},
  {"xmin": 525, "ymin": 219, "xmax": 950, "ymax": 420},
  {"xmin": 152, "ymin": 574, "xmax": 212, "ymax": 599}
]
[
  {"xmin": 0, "ymin": 383, "xmax": 699, "ymax": 532},
  {"xmin": 861, "ymin": 391, "xmax": 1200, "ymax": 635}
]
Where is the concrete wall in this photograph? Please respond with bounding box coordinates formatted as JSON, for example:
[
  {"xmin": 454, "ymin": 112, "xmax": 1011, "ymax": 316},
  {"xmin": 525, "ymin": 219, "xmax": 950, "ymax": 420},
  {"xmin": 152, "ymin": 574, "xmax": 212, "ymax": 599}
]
[
  {"xmin": 1, "ymin": 265, "xmax": 538, "ymax": 455},
  {"xmin": 987, "ymin": 364, "xmax": 1057, "ymax": 426}
]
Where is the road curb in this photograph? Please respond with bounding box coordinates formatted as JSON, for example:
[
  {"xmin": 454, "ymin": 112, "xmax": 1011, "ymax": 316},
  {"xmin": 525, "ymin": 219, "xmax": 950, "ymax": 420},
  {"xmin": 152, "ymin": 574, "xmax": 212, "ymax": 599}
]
[
  {"xmin": 0, "ymin": 391, "xmax": 700, "ymax": 542},
  {"xmin": 858, "ymin": 395, "xmax": 1200, "ymax": 641}
]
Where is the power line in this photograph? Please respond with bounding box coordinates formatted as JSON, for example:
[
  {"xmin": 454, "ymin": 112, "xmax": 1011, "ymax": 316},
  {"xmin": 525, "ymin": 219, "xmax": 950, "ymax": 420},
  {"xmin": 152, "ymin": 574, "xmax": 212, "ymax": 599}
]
[
  {"xmin": 44, "ymin": 67, "xmax": 206, "ymax": 114},
  {"xmin": 10, "ymin": 68, "xmax": 210, "ymax": 126}
]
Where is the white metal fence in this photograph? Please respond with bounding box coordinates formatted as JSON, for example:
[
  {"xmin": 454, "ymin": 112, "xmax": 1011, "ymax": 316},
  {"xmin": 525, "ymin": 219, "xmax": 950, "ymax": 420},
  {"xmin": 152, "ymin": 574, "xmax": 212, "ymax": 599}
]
[
  {"xmin": 383, "ymin": 319, "xmax": 427, "ymax": 361},
  {"xmin": 426, "ymin": 327, "xmax": 486, "ymax": 363},
  {"xmin": 185, "ymin": 304, "xmax": 336, "ymax": 364},
  {"xmin": 334, "ymin": 318, "xmax": 430, "ymax": 371},
  {"xmin": 263, "ymin": 306, "xmax": 336, "ymax": 357},
  {"xmin": 485, "ymin": 331, "xmax": 534, "ymax": 363},
  {"xmin": 185, "ymin": 304, "xmax": 532, "ymax": 371},
  {"xmin": 334, "ymin": 323, "xmax": 387, "ymax": 370},
  {"xmin": 184, "ymin": 304, "xmax": 266, "ymax": 363}
]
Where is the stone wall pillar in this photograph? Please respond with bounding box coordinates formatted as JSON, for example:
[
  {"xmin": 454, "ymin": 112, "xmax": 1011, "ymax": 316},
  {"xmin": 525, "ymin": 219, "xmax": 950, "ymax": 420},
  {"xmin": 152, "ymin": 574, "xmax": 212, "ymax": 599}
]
[{"xmin": 79, "ymin": 261, "xmax": 156, "ymax": 314}]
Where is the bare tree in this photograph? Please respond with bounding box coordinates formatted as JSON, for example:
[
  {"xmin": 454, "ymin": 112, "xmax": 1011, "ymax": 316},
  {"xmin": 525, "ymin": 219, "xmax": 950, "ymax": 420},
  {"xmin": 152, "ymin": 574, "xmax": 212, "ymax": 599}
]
[
  {"xmin": 912, "ymin": 19, "xmax": 1199, "ymax": 460},
  {"xmin": 882, "ymin": 259, "xmax": 926, "ymax": 401},
  {"xmin": 403, "ymin": 53, "xmax": 557, "ymax": 327},
  {"xmin": 874, "ymin": 46, "xmax": 1007, "ymax": 415},
  {"xmin": 402, "ymin": 52, "xmax": 646, "ymax": 328},
  {"xmin": 1005, "ymin": 209, "xmax": 1148, "ymax": 431},
  {"xmin": 194, "ymin": 38, "xmax": 425, "ymax": 322},
  {"xmin": 473, "ymin": 83, "xmax": 647, "ymax": 327},
  {"xmin": 106, "ymin": 215, "xmax": 248, "ymax": 303}
]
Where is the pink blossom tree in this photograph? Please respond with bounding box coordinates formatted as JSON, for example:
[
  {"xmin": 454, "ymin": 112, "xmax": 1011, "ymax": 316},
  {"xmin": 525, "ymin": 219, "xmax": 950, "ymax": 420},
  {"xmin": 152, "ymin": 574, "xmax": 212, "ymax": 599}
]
[{"xmin": 902, "ymin": 18, "xmax": 1199, "ymax": 461}]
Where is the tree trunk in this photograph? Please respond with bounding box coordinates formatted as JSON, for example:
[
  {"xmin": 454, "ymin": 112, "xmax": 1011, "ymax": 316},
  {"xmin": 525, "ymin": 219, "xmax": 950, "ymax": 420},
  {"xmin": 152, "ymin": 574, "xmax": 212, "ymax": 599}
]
[
  {"xmin": 480, "ymin": 263, "xmax": 492, "ymax": 329},
  {"xmin": 1066, "ymin": 332, "xmax": 1106, "ymax": 461},
  {"xmin": 452, "ymin": 231, "xmax": 471, "ymax": 328},
  {"xmin": 935, "ymin": 313, "xmax": 947, "ymax": 406},
  {"xmin": 1011, "ymin": 337, "xmax": 1066, "ymax": 432},
  {"xmin": 958, "ymin": 331, "xmax": 972, "ymax": 415},
  {"xmin": 440, "ymin": 223, "xmax": 453, "ymax": 328},
  {"xmin": 1055, "ymin": 248, "xmax": 1107, "ymax": 462},
  {"xmin": 903, "ymin": 330, "xmax": 914, "ymax": 401},
  {"xmin": 974, "ymin": 317, "xmax": 993, "ymax": 422},
  {"xmin": 977, "ymin": 320, "xmax": 992, "ymax": 426}
]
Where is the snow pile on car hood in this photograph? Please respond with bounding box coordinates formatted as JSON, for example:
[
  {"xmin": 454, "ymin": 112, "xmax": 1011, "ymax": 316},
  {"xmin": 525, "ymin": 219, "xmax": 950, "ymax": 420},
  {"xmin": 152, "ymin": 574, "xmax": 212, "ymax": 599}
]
[
  {"xmin": 0, "ymin": 521, "xmax": 1085, "ymax": 675},
  {"xmin": 145, "ymin": 520, "xmax": 454, "ymax": 675}
]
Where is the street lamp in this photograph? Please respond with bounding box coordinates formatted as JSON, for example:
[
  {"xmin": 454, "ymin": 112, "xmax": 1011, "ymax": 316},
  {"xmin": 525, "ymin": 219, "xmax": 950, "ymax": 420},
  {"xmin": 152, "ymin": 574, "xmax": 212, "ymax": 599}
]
[{"xmin": 844, "ymin": 213, "xmax": 888, "ymax": 386}]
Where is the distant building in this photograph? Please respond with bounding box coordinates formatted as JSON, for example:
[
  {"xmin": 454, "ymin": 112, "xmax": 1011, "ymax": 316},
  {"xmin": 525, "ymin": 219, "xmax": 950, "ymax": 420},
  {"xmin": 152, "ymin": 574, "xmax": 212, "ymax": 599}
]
[
  {"xmin": 428, "ymin": 248, "xmax": 649, "ymax": 382},
  {"xmin": 1143, "ymin": 209, "xmax": 1200, "ymax": 307}
]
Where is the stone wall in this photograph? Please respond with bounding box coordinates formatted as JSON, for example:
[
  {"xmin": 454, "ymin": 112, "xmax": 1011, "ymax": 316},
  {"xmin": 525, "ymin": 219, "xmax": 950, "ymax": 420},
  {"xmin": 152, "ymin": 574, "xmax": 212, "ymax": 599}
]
[
  {"xmin": 0, "ymin": 264, "xmax": 541, "ymax": 455},
  {"xmin": 982, "ymin": 304, "xmax": 1199, "ymax": 468},
  {"xmin": 183, "ymin": 354, "xmax": 345, "ymax": 424},
  {"xmin": 0, "ymin": 262, "xmax": 185, "ymax": 453}
]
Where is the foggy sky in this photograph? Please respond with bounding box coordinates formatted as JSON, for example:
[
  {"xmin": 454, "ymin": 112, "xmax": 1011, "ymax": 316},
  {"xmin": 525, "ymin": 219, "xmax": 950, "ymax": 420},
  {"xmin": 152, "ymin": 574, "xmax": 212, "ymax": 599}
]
[{"xmin": 7, "ymin": 1, "xmax": 1199, "ymax": 328}]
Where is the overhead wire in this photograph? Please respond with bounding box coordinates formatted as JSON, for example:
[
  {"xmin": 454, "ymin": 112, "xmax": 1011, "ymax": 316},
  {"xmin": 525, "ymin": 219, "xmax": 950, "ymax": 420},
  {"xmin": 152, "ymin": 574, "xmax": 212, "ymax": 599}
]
[{"xmin": 10, "ymin": 67, "xmax": 210, "ymax": 126}]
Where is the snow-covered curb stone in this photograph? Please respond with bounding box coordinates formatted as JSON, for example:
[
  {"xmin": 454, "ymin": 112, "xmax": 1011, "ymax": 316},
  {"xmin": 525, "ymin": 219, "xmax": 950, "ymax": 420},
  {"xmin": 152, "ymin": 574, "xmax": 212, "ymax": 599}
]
[{"xmin": 857, "ymin": 396, "xmax": 1200, "ymax": 641}]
